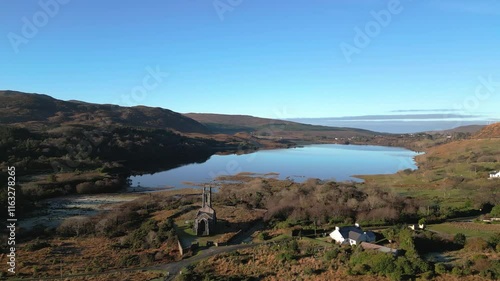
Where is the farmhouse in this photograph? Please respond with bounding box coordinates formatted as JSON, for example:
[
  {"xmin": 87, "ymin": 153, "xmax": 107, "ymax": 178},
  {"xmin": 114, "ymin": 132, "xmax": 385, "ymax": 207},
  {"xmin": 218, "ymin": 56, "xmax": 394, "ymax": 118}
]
[
  {"xmin": 194, "ymin": 186, "xmax": 217, "ymax": 236},
  {"xmin": 489, "ymin": 171, "xmax": 500, "ymax": 178},
  {"xmin": 329, "ymin": 224, "xmax": 376, "ymax": 246}
]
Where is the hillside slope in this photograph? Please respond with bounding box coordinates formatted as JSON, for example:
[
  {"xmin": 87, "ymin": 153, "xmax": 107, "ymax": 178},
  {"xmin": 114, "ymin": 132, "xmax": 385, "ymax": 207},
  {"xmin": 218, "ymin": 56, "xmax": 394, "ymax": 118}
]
[
  {"xmin": 185, "ymin": 113, "xmax": 379, "ymax": 137},
  {"xmin": 427, "ymin": 124, "xmax": 486, "ymax": 134},
  {"xmin": 473, "ymin": 122, "xmax": 500, "ymax": 138},
  {"xmin": 0, "ymin": 90, "xmax": 210, "ymax": 133}
]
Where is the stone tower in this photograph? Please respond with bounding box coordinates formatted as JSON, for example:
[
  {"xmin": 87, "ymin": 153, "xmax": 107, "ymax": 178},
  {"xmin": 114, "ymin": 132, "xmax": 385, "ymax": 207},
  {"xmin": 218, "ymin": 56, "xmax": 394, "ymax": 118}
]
[{"xmin": 194, "ymin": 186, "xmax": 216, "ymax": 236}]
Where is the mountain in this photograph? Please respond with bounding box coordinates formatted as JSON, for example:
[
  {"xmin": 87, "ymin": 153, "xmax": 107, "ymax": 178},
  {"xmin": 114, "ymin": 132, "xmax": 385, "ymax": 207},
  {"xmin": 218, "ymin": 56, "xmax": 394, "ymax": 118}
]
[
  {"xmin": 426, "ymin": 125, "xmax": 486, "ymax": 134},
  {"xmin": 473, "ymin": 122, "xmax": 500, "ymax": 139},
  {"xmin": 1, "ymin": 91, "xmax": 385, "ymax": 138},
  {"xmin": 444, "ymin": 125, "xmax": 487, "ymax": 134},
  {"xmin": 184, "ymin": 113, "xmax": 379, "ymax": 137},
  {"xmin": 0, "ymin": 90, "xmax": 210, "ymax": 133}
]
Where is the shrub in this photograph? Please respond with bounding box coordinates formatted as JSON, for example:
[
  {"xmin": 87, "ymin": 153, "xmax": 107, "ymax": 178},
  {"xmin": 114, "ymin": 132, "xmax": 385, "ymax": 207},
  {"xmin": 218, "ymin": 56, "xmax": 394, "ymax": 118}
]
[
  {"xmin": 276, "ymin": 240, "xmax": 300, "ymax": 263},
  {"xmin": 477, "ymin": 259, "xmax": 500, "ymax": 280},
  {"xmin": 451, "ymin": 266, "xmax": 463, "ymax": 276},
  {"xmin": 126, "ymin": 219, "xmax": 160, "ymax": 249},
  {"xmin": 480, "ymin": 269, "xmax": 496, "ymax": 279},
  {"xmin": 413, "ymin": 259, "xmax": 431, "ymax": 273},
  {"xmin": 454, "ymin": 233, "xmax": 466, "ymax": 246},
  {"xmin": 435, "ymin": 263, "xmax": 447, "ymax": 274},
  {"xmin": 57, "ymin": 217, "xmax": 93, "ymax": 236},
  {"xmin": 398, "ymin": 228, "xmax": 418, "ymax": 258},
  {"xmin": 491, "ymin": 205, "xmax": 500, "ymax": 217},
  {"xmin": 352, "ymin": 263, "xmax": 370, "ymax": 275},
  {"xmin": 324, "ymin": 248, "xmax": 340, "ymax": 261},
  {"xmin": 421, "ymin": 271, "xmax": 435, "ymax": 280},
  {"xmin": 282, "ymin": 239, "xmax": 299, "ymax": 253},
  {"xmin": 395, "ymin": 256, "xmax": 415, "ymax": 275},
  {"xmin": 119, "ymin": 254, "xmax": 140, "ymax": 267},
  {"xmin": 157, "ymin": 220, "xmax": 175, "ymax": 242},
  {"xmin": 388, "ymin": 271, "xmax": 403, "ymax": 281},
  {"xmin": 487, "ymin": 233, "xmax": 500, "ymax": 250},
  {"xmin": 277, "ymin": 251, "xmax": 296, "ymax": 262},
  {"xmin": 349, "ymin": 249, "xmax": 397, "ymax": 276},
  {"xmin": 383, "ymin": 227, "xmax": 397, "ymax": 243},
  {"xmin": 257, "ymin": 231, "xmax": 270, "ymax": 241}
]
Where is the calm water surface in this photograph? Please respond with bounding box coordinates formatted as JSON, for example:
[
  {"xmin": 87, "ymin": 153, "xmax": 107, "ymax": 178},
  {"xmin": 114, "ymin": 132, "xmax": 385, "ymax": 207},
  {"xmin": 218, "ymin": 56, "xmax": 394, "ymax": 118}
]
[{"xmin": 130, "ymin": 144, "xmax": 419, "ymax": 189}]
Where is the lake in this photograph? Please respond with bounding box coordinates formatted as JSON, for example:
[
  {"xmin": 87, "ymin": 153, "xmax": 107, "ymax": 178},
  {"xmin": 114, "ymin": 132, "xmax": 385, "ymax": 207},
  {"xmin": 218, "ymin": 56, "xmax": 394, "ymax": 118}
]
[{"xmin": 130, "ymin": 144, "xmax": 419, "ymax": 189}]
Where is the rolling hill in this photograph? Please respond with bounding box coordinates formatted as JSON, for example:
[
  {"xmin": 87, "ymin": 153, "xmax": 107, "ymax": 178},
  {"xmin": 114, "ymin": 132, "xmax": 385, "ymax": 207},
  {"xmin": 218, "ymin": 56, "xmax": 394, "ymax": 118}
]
[
  {"xmin": 426, "ymin": 124, "xmax": 486, "ymax": 134},
  {"xmin": 0, "ymin": 90, "xmax": 210, "ymax": 134},
  {"xmin": 473, "ymin": 122, "xmax": 500, "ymax": 138},
  {"xmin": 184, "ymin": 113, "xmax": 379, "ymax": 137},
  {"xmin": 1, "ymin": 91, "xmax": 383, "ymax": 138}
]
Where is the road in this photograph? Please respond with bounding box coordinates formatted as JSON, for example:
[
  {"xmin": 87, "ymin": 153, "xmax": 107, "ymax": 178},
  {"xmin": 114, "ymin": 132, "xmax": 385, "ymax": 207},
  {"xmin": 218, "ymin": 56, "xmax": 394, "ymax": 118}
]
[
  {"xmin": 445, "ymin": 215, "xmax": 479, "ymax": 222},
  {"xmin": 150, "ymin": 220, "xmax": 265, "ymax": 280},
  {"xmin": 149, "ymin": 243, "xmax": 260, "ymax": 280},
  {"xmin": 14, "ymin": 217, "xmax": 265, "ymax": 281}
]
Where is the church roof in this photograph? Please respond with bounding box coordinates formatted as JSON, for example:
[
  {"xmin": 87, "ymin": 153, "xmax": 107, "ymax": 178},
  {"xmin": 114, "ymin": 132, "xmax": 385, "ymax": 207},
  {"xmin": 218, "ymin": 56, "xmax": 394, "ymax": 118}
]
[{"xmin": 196, "ymin": 209, "xmax": 215, "ymax": 220}]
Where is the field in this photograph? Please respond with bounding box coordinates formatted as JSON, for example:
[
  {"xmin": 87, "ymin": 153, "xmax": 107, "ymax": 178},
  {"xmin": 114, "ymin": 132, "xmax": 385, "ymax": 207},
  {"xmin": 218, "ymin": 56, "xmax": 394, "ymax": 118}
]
[
  {"xmin": 428, "ymin": 222, "xmax": 500, "ymax": 239},
  {"xmin": 3, "ymin": 236, "xmax": 174, "ymax": 279},
  {"xmin": 359, "ymin": 139, "xmax": 500, "ymax": 211}
]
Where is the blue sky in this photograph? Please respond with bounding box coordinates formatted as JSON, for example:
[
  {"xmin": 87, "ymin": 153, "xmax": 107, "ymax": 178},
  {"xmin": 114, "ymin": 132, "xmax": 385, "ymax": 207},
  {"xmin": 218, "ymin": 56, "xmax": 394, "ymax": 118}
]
[{"xmin": 1, "ymin": 0, "xmax": 499, "ymax": 121}]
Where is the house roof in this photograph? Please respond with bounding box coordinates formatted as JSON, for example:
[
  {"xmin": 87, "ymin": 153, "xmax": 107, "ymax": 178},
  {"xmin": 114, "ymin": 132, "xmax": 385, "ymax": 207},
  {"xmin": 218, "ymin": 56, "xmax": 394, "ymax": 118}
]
[
  {"xmin": 365, "ymin": 231, "xmax": 376, "ymax": 240},
  {"xmin": 348, "ymin": 231, "xmax": 362, "ymax": 242},
  {"xmin": 333, "ymin": 226, "xmax": 376, "ymax": 242},
  {"xmin": 196, "ymin": 210, "xmax": 215, "ymax": 220},
  {"xmin": 337, "ymin": 226, "xmax": 363, "ymax": 238},
  {"xmin": 199, "ymin": 206, "xmax": 215, "ymax": 214}
]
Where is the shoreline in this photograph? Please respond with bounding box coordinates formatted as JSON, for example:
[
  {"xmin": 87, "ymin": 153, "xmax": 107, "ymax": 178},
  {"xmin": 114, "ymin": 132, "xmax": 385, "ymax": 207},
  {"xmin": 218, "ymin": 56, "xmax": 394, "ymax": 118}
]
[{"xmin": 19, "ymin": 142, "xmax": 425, "ymax": 231}]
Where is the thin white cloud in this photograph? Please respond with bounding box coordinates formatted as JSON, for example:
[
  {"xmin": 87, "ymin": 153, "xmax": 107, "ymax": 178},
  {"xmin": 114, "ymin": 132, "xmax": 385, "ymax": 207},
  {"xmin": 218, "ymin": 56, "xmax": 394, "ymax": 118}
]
[
  {"xmin": 390, "ymin": 109, "xmax": 461, "ymax": 113},
  {"xmin": 315, "ymin": 114, "xmax": 484, "ymax": 121}
]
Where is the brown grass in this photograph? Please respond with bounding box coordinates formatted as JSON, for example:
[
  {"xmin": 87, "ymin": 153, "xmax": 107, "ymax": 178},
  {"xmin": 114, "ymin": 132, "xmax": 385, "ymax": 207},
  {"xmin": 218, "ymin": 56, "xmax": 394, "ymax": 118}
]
[
  {"xmin": 0, "ymin": 236, "xmax": 177, "ymax": 278},
  {"xmin": 473, "ymin": 122, "xmax": 500, "ymax": 139},
  {"xmin": 194, "ymin": 244, "xmax": 389, "ymax": 281}
]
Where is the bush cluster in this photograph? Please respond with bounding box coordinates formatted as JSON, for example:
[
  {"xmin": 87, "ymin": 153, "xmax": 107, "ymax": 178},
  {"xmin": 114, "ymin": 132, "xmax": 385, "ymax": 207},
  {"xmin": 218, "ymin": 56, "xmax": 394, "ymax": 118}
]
[
  {"xmin": 125, "ymin": 218, "xmax": 176, "ymax": 250},
  {"xmin": 218, "ymin": 177, "xmax": 419, "ymax": 227}
]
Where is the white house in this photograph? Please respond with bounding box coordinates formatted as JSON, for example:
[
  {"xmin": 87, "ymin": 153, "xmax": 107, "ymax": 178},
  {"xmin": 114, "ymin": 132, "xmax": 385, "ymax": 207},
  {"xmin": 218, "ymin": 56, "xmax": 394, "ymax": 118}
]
[
  {"xmin": 489, "ymin": 171, "xmax": 500, "ymax": 178},
  {"xmin": 409, "ymin": 224, "xmax": 425, "ymax": 231},
  {"xmin": 329, "ymin": 224, "xmax": 376, "ymax": 246}
]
